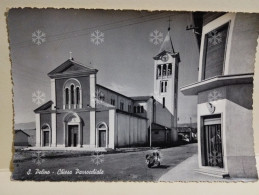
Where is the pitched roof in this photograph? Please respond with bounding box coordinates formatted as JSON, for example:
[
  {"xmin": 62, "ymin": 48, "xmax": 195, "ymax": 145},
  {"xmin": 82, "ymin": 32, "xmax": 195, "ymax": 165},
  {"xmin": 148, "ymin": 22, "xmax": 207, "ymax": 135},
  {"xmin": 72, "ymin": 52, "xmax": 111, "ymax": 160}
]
[
  {"xmin": 15, "ymin": 130, "xmax": 30, "ymax": 137},
  {"xmin": 159, "ymin": 30, "xmax": 175, "ymax": 54},
  {"xmin": 48, "ymin": 59, "xmax": 98, "ymax": 78},
  {"xmin": 153, "ymin": 29, "xmax": 181, "ymax": 61},
  {"xmin": 34, "ymin": 101, "xmax": 53, "ymax": 113},
  {"xmin": 130, "ymin": 96, "xmax": 153, "ymax": 102},
  {"xmin": 96, "ymin": 84, "xmax": 133, "ymax": 101}
]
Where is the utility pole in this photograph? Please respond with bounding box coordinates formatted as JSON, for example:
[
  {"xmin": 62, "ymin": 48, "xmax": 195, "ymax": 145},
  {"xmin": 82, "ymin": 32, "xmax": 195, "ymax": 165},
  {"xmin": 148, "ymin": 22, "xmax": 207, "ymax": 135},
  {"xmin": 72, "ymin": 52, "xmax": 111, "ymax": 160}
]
[{"xmin": 150, "ymin": 119, "xmax": 152, "ymax": 148}]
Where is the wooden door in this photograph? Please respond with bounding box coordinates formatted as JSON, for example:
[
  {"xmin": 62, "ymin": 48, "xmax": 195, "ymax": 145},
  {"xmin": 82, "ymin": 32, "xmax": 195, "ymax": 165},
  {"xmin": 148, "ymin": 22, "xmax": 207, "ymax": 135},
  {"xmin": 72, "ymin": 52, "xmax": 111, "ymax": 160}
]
[
  {"xmin": 68, "ymin": 125, "xmax": 78, "ymax": 147},
  {"xmin": 73, "ymin": 133, "xmax": 78, "ymax": 147},
  {"xmin": 43, "ymin": 131, "xmax": 49, "ymax": 146},
  {"xmin": 99, "ymin": 130, "xmax": 106, "ymax": 147}
]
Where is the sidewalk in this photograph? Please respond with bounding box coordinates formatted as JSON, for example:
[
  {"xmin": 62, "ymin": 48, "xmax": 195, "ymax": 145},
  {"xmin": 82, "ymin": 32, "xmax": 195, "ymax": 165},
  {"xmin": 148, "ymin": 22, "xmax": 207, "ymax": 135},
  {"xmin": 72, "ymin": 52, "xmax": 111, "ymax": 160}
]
[{"xmin": 159, "ymin": 154, "xmax": 256, "ymax": 182}]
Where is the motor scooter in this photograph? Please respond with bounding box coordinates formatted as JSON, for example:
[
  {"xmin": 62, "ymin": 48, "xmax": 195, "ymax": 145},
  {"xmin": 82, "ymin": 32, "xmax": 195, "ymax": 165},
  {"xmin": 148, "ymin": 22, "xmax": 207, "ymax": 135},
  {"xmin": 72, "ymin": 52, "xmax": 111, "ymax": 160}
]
[{"xmin": 145, "ymin": 151, "xmax": 161, "ymax": 168}]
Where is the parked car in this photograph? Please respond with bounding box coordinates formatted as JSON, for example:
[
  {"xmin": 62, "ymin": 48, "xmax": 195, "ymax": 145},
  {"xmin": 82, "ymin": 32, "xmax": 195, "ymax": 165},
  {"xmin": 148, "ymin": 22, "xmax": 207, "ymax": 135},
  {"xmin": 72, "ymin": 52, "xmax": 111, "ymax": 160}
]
[{"xmin": 178, "ymin": 133, "xmax": 190, "ymax": 144}]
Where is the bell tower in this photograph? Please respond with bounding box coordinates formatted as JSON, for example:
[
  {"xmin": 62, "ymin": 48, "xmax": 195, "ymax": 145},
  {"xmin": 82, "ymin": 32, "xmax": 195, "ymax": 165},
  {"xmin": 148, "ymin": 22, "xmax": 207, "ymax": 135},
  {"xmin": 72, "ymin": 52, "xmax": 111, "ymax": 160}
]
[{"xmin": 153, "ymin": 27, "xmax": 180, "ymax": 143}]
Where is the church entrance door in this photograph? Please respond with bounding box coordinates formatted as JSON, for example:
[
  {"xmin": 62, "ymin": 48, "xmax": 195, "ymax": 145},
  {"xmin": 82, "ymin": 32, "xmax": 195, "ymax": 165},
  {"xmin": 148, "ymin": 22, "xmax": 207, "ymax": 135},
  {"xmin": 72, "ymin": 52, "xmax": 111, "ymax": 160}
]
[
  {"xmin": 99, "ymin": 130, "xmax": 106, "ymax": 147},
  {"xmin": 68, "ymin": 125, "xmax": 78, "ymax": 147}
]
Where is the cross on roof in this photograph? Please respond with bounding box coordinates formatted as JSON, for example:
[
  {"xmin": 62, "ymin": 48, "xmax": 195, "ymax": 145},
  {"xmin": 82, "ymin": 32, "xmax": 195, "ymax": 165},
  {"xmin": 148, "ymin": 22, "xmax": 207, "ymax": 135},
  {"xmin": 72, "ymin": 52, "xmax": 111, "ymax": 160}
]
[{"xmin": 69, "ymin": 51, "xmax": 73, "ymax": 60}]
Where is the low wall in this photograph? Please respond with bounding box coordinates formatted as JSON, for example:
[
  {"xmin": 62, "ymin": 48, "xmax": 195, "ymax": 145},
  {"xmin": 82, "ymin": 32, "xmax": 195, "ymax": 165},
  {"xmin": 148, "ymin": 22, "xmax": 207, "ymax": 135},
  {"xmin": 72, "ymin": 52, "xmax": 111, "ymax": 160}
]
[{"xmin": 116, "ymin": 112, "xmax": 148, "ymax": 147}]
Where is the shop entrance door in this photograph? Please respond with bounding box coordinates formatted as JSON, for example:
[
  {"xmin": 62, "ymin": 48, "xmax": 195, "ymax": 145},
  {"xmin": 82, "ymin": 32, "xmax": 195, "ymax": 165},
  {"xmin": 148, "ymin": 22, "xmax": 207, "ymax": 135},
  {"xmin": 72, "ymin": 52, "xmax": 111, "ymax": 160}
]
[{"xmin": 201, "ymin": 116, "xmax": 223, "ymax": 168}]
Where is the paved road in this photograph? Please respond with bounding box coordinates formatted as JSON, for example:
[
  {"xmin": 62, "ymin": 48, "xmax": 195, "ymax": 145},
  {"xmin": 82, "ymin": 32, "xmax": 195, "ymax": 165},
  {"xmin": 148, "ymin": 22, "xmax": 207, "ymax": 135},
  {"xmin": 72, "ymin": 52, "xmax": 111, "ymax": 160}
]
[{"xmin": 12, "ymin": 143, "xmax": 197, "ymax": 181}]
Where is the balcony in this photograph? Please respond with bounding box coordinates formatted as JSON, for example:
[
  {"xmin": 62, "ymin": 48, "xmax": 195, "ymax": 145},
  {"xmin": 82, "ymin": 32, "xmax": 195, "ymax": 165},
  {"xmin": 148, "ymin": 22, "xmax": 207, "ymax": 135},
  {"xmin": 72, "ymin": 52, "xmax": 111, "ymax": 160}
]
[{"xmin": 181, "ymin": 73, "xmax": 253, "ymax": 96}]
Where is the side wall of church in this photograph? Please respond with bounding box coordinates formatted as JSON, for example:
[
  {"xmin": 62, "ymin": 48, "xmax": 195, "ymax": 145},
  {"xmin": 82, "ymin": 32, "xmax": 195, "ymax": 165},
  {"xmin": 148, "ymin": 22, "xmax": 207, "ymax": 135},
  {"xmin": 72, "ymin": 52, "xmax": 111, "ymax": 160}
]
[
  {"xmin": 97, "ymin": 85, "xmax": 133, "ymax": 112},
  {"xmin": 153, "ymin": 101, "xmax": 173, "ymax": 129},
  {"xmin": 115, "ymin": 113, "xmax": 148, "ymax": 147}
]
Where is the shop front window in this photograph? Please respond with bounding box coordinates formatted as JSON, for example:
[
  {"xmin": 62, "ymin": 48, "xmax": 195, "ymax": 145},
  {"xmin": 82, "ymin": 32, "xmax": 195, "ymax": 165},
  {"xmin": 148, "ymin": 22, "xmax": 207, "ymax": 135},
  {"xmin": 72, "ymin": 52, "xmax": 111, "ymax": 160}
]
[{"xmin": 201, "ymin": 115, "xmax": 223, "ymax": 168}]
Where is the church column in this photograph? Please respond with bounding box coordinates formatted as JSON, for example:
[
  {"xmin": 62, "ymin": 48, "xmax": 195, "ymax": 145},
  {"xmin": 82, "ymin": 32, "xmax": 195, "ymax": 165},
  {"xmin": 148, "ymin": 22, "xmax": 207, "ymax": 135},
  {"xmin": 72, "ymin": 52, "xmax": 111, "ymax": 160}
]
[
  {"xmin": 79, "ymin": 88, "xmax": 82, "ymax": 109},
  {"xmin": 89, "ymin": 74, "xmax": 96, "ymax": 148},
  {"xmin": 51, "ymin": 79, "xmax": 57, "ymax": 147},
  {"xmin": 109, "ymin": 109, "xmax": 116, "ymax": 149},
  {"xmin": 51, "ymin": 113, "xmax": 57, "ymax": 147},
  {"xmin": 68, "ymin": 88, "xmax": 71, "ymax": 109},
  {"xmin": 63, "ymin": 88, "xmax": 65, "ymax": 109},
  {"xmin": 35, "ymin": 113, "xmax": 41, "ymax": 147}
]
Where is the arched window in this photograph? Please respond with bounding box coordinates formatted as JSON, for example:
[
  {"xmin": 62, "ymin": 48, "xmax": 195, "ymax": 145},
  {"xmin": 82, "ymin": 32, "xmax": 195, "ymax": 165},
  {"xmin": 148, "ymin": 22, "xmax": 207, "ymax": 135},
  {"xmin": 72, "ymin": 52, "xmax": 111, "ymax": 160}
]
[
  {"xmin": 63, "ymin": 79, "xmax": 82, "ymax": 109},
  {"xmin": 137, "ymin": 106, "xmax": 140, "ymax": 113},
  {"xmin": 157, "ymin": 65, "xmax": 162, "ymax": 78},
  {"xmin": 71, "ymin": 85, "xmax": 74, "ymax": 105},
  {"xmin": 140, "ymin": 106, "xmax": 144, "ymax": 113},
  {"xmin": 168, "ymin": 64, "xmax": 172, "ymax": 76},
  {"xmin": 120, "ymin": 100, "xmax": 124, "ymax": 111},
  {"xmin": 98, "ymin": 123, "xmax": 106, "ymax": 129},
  {"xmin": 65, "ymin": 88, "xmax": 69, "ymax": 105},
  {"xmin": 163, "ymin": 65, "xmax": 167, "ymax": 76},
  {"xmin": 76, "ymin": 87, "xmax": 80, "ymax": 105},
  {"xmin": 160, "ymin": 82, "xmax": 164, "ymax": 92},
  {"xmin": 128, "ymin": 105, "xmax": 131, "ymax": 112},
  {"xmin": 99, "ymin": 91, "xmax": 105, "ymax": 101}
]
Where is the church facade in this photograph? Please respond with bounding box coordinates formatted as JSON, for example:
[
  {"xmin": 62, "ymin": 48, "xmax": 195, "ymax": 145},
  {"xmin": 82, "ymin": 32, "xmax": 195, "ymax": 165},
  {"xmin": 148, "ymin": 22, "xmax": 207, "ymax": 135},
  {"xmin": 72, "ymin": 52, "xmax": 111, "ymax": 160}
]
[{"xmin": 34, "ymin": 31, "xmax": 180, "ymax": 149}]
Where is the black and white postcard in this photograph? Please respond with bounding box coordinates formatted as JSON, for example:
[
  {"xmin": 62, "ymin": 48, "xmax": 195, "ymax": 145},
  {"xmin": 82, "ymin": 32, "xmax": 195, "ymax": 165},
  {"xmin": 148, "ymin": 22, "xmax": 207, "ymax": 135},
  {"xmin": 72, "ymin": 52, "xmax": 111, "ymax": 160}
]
[{"xmin": 8, "ymin": 9, "xmax": 259, "ymax": 181}]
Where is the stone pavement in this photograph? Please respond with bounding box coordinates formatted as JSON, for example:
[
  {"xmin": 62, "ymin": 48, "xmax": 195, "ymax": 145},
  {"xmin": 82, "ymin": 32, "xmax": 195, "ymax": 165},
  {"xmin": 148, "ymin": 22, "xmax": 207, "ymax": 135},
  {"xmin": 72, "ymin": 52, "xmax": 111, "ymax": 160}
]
[{"xmin": 159, "ymin": 154, "xmax": 256, "ymax": 182}]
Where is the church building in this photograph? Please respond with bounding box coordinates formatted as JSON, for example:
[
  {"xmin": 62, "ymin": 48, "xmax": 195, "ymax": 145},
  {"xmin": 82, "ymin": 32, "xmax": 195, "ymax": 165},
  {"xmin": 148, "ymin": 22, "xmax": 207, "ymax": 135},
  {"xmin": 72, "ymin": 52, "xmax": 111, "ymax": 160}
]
[{"xmin": 34, "ymin": 28, "xmax": 180, "ymax": 149}]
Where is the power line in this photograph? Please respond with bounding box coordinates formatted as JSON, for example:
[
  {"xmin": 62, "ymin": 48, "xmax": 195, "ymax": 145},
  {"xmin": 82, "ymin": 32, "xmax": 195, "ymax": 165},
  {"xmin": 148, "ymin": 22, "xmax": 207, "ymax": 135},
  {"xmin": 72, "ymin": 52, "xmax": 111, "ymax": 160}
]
[
  {"xmin": 12, "ymin": 12, "xmax": 186, "ymax": 49},
  {"xmin": 11, "ymin": 12, "xmax": 166, "ymax": 46},
  {"xmin": 14, "ymin": 13, "xmax": 174, "ymax": 49}
]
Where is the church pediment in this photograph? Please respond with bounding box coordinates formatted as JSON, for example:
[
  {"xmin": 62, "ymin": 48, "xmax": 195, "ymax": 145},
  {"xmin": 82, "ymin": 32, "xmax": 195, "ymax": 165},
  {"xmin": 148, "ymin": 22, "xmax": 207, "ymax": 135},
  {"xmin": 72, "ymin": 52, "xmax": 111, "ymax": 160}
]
[{"xmin": 48, "ymin": 59, "xmax": 98, "ymax": 78}]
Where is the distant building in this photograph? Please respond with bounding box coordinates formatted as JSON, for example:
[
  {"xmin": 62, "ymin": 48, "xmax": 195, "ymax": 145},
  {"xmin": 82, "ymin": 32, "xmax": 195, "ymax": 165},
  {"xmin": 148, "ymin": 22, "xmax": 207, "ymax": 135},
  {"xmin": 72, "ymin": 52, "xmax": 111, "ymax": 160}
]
[
  {"xmin": 181, "ymin": 13, "xmax": 258, "ymax": 178},
  {"xmin": 14, "ymin": 130, "xmax": 30, "ymax": 146},
  {"xmin": 14, "ymin": 129, "xmax": 36, "ymax": 147},
  {"xmin": 34, "ymin": 28, "xmax": 180, "ymax": 149}
]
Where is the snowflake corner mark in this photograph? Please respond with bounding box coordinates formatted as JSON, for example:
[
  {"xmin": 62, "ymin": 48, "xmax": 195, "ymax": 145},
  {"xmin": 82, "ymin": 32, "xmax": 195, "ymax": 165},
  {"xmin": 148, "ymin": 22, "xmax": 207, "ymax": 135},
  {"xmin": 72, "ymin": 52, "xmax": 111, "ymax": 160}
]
[
  {"xmin": 32, "ymin": 151, "xmax": 46, "ymax": 166},
  {"xmin": 149, "ymin": 30, "xmax": 163, "ymax": 45},
  {"xmin": 32, "ymin": 90, "xmax": 46, "ymax": 106},
  {"xmin": 90, "ymin": 151, "xmax": 104, "ymax": 165},
  {"xmin": 208, "ymin": 30, "xmax": 222, "ymax": 46},
  {"xmin": 208, "ymin": 150, "xmax": 222, "ymax": 167},
  {"xmin": 91, "ymin": 30, "xmax": 104, "ymax": 46},
  {"xmin": 208, "ymin": 90, "xmax": 222, "ymax": 103},
  {"xmin": 90, "ymin": 88, "xmax": 108, "ymax": 109},
  {"xmin": 32, "ymin": 30, "xmax": 46, "ymax": 45}
]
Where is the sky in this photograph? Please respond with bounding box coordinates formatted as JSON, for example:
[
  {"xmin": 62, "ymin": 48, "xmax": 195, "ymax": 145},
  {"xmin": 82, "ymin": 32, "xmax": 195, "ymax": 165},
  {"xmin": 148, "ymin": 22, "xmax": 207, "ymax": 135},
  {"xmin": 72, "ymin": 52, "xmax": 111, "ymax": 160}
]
[{"xmin": 8, "ymin": 9, "xmax": 199, "ymax": 125}]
